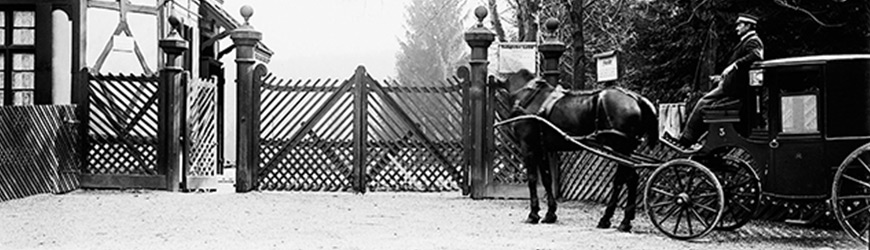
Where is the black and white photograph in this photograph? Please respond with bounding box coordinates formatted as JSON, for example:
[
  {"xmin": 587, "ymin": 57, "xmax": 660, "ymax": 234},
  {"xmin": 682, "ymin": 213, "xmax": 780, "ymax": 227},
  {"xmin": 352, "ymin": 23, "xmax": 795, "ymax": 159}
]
[{"xmin": 0, "ymin": 0, "xmax": 869, "ymax": 249}]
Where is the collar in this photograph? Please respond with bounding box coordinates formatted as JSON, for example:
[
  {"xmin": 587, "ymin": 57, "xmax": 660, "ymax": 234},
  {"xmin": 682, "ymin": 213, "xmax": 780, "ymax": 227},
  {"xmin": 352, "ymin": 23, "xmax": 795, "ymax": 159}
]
[{"xmin": 740, "ymin": 30, "xmax": 757, "ymax": 42}]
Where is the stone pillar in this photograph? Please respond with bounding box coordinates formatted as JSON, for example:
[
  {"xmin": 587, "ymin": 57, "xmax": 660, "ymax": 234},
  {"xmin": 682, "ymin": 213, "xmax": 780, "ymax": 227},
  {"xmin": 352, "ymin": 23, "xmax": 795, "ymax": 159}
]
[
  {"xmin": 158, "ymin": 15, "xmax": 188, "ymax": 192},
  {"xmin": 538, "ymin": 17, "xmax": 566, "ymax": 198},
  {"xmin": 232, "ymin": 5, "xmax": 262, "ymax": 192},
  {"xmin": 464, "ymin": 6, "xmax": 495, "ymax": 199},
  {"xmin": 538, "ymin": 18, "xmax": 566, "ymax": 88}
]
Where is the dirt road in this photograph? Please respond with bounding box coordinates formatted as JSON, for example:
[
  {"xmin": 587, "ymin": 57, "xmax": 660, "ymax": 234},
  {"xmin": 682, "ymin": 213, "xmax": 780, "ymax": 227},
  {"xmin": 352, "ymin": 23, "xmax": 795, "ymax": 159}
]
[{"xmin": 0, "ymin": 190, "xmax": 862, "ymax": 250}]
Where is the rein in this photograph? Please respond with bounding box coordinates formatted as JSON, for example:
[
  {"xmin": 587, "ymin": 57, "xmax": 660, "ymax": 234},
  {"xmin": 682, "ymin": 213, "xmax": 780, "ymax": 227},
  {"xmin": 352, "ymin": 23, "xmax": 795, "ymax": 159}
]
[{"xmin": 511, "ymin": 79, "xmax": 545, "ymax": 112}]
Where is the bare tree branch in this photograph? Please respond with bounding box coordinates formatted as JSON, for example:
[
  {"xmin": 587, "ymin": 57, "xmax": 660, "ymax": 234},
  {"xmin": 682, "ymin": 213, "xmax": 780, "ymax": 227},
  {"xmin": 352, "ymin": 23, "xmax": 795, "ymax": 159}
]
[{"xmin": 773, "ymin": 0, "xmax": 846, "ymax": 27}]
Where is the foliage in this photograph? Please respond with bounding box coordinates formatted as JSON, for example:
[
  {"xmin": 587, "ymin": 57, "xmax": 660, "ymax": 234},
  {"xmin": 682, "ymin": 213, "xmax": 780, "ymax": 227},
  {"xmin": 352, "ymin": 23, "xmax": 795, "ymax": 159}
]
[
  {"xmin": 396, "ymin": 0, "xmax": 469, "ymax": 85},
  {"xmin": 486, "ymin": 0, "xmax": 870, "ymax": 103}
]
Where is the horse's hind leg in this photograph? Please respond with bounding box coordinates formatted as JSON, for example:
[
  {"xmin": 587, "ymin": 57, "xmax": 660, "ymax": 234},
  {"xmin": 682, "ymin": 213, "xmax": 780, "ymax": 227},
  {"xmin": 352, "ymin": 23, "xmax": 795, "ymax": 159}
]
[
  {"xmin": 523, "ymin": 147, "xmax": 542, "ymax": 224},
  {"xmin": 597, "ymin": 171, "xmax": 624, "ymax": 229},
  {"xmin": 539, "ymin": 152, "xmax": 558, "ymax": 224},
  {"xmin": 617, "ymin": 167, "xmax": 639, "ymax": 232}
]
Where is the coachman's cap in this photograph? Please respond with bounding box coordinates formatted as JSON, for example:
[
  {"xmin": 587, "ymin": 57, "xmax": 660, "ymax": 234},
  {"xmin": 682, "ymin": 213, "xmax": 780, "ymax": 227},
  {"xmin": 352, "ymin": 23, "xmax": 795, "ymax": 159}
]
[{"xmin": 736, "ymin": 13, "xmax": 758, "ymax": 25}]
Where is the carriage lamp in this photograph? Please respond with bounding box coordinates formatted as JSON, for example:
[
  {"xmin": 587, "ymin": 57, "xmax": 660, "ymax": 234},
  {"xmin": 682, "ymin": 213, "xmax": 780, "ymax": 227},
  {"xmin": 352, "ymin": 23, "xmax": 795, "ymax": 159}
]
[{"xmin": 749, "ymin": 69, "xmax": 764, "ymax": 86}]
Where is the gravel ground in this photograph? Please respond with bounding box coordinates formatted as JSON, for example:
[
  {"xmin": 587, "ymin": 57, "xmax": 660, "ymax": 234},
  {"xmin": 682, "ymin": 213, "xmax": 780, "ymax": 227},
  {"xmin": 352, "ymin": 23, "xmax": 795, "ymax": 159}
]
[{"xmin": 0, "ymin": 190, "xmax": 863, "ymax": 250}]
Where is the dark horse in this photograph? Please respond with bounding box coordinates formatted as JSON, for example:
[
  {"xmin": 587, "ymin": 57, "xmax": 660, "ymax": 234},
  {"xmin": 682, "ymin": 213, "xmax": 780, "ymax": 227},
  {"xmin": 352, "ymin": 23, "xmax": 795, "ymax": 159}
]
[{"xmin": 494, "ymin": 69, "xmax": 658, "ymax": 232}]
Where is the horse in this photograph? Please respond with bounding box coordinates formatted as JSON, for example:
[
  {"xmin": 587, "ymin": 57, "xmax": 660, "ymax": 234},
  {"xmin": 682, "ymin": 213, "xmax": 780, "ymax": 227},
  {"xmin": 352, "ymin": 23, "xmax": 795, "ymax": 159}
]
[{"xmin": 493, "ymin": 69, "xmax": 658, "ymax": 232}]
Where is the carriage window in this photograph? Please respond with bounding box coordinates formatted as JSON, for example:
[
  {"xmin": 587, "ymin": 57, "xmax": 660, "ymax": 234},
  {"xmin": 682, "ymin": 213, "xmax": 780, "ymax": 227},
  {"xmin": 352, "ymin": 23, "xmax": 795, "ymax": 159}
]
[
  {"xmin": 781, "ymin": 94, "xmax": 818, "ymax": 134},
  {"xmin": 777, "ymin": 65, "xmax": 821, "ymax": 94},
  {"xmin": 0, "ymin": 9, "xmax": 36, "ymax": 106}
]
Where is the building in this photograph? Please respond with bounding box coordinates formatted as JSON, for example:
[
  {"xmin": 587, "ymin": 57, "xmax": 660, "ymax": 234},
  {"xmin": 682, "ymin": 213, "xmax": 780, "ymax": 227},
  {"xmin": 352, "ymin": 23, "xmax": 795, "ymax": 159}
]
[{"xmin": 0, "ymin": 0, "xmax": 272, "ymax": 106}]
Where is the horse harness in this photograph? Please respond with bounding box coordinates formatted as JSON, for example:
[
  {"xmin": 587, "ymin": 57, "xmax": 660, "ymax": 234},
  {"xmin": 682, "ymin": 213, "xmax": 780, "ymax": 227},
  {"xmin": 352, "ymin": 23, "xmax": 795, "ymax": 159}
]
[{"xmin": 510, "ymin": 79, "xmax": 637, "ymax": 142}]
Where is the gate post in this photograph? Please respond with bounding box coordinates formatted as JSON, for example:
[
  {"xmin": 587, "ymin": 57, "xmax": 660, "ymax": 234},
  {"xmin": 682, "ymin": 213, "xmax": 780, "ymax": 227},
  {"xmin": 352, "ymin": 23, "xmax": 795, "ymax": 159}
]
[
  {"xmin": 158, "ymin": 15, "xmax": 188, "ymax": 192},
  {"xmin": 232, "ymin": 6, "xmax": 263, "ymax": 192},
  {"xmin": 464, "ymin": 6, "xmax": 495, "ymax": 199},
  {"xmin": 538, "ymin": 18, "xmax": 566, "ymax": 199},
  {"xmin": 351, "ymin": 66, "xmax": 369, "ymax": 193}
]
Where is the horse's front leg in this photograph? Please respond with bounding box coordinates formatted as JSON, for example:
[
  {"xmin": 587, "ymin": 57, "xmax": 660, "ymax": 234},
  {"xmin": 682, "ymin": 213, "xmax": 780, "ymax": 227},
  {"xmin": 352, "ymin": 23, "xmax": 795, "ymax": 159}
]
[{"xmin": 538, "ymin": 152, "xmax": 558, "ymax": 224}]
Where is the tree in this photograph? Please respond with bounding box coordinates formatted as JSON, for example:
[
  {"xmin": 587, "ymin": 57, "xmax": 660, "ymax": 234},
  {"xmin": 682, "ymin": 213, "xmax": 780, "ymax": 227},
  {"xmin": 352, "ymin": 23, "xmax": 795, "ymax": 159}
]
[{"xmin": 396, "ymin": 0, "xmax": 469, "ymax": 85}]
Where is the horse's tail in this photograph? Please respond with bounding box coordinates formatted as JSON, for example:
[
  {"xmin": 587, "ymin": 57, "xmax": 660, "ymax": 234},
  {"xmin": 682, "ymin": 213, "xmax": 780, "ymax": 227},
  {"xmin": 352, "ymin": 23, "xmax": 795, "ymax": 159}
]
[{"xmin": 637, "ymin": 95, "xmax": 659, "ymax": 147}]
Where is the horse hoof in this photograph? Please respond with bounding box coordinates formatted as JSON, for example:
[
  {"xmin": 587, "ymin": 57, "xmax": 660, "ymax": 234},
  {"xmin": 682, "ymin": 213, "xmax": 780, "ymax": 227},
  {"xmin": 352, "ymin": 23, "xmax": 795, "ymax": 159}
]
[
  {"xmin": 617, "ymin": 222, "xmax": 632, "ymax": 232},
  {"xmin": 596, "ymin": 219, "xmax": 611, "ymax": 229},
  {"xmin": 541, "ymin": 214, "xmax": 557, "ymax": 224},
  {"xmin": 525, "ymin": 214, "xmax": 541, "ymax": 224}
]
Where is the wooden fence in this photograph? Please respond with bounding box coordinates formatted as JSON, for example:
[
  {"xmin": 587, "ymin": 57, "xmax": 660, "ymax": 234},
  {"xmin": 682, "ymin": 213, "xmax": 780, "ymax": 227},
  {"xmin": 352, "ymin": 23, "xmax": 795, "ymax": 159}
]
[{"xmin": 0, "ymin": 106, "xmax": 80, "ymax": 202}]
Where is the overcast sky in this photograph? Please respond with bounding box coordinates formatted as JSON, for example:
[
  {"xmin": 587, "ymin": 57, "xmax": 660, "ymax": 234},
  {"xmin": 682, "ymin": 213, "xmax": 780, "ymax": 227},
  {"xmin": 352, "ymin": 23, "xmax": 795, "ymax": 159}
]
[{"xmin": 219, "ymin": 0, "xmax": 411, "ymax": 79}]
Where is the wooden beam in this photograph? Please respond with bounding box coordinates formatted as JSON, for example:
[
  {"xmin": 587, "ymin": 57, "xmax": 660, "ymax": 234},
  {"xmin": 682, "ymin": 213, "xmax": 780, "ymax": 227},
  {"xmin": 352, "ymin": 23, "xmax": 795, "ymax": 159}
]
[
  {"xmin": 88, "ymin": 0, "xmax": 158, "ymax": 15},
  {"xmin": 80, "ymin": 174, "xmax": 167, "ymax": 189}
]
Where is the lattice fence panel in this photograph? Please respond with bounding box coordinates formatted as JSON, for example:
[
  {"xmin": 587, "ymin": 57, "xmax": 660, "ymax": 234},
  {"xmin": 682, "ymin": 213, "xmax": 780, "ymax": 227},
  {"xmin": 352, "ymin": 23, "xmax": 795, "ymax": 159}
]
[
  {"xmin": 0, "ymin": 106, "xmax": 80, "ymax": 202},
  {"xmin": 492, "ymin": 88, "xmax": 526, "ymax": 184},
  {"xmin": 369, "ymin": 78, "xmax": 464, "ymax": 191},
  {"xmin": 185, "ymin": 76, "xmax": 219, "ymax": 176},
  {"xmin": 258, "ymin": 75, "xmax": 355, "ymax": 191},
  {"xmin": 85, "ymin": 73, "xmax": 159, "ymax": 175}
]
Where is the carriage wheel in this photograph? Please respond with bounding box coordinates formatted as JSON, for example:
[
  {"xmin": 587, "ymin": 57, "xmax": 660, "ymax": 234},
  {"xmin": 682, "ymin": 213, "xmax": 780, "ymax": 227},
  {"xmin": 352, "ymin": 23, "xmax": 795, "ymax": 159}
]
[
  {"xmin": 644, "ymin": 159, "xmax": 725, "ymax": 240},
  {"xmin": 708, "ymin": 156, "xmax": 761, "ymax": 231},
  {"xmin": 832, "ymin": 143, "xmax": 870, "ymax": 244}
]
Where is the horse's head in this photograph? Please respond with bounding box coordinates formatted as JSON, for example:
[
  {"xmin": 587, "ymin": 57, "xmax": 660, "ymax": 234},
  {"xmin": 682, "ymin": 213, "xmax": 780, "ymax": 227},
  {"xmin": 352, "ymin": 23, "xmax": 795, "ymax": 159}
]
[{"xmin": 492, "ymin": 69, "xmax": 537, "ymax": 94}]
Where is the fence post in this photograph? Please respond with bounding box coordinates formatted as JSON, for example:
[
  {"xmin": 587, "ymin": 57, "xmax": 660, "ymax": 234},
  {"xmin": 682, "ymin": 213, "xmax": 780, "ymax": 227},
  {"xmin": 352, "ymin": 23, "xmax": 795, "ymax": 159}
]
[
  {"xmin": 157, "ymin": 15, "xmax": 188, "ymax": 192},
  {"xmin": 464, "ymin": 6, "xmax": 495, "ymax": 199},
  {"xmin": 538, "ymin": 18, "xmax": 566, "ymax": 199},
  {"xmin": 351, "ymin": 66, "xmax": 369, "ymax": 193},
  {"xmin": 232, "ymin": 5, "xmax": 263, "ymax": 192}
]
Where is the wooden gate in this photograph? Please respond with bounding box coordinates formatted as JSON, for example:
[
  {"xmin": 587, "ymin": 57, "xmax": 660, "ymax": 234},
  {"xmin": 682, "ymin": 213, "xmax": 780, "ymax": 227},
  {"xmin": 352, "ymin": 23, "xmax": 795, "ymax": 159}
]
[
  {"xmin": 80, "ymin": 72, "xmax": 163, "ymax": 188},
  {"xmin": 182, "ymin": 76, "xmax": 222, "ymax": 189},
  {"xmin": 255, "ymin": 66, "xmax": 465, "ymax": 192},
  {"xmin": 80, "ymin": 71, "xmax": 221, "ymax": 190}
]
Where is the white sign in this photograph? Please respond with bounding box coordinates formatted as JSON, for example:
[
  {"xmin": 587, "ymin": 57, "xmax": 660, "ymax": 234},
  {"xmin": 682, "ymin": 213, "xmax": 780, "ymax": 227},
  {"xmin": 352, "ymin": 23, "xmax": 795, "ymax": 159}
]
[
  {"xmin": 595, "ymin": 51, "xmax": 618, "ymax": 82},
  {"xmin": 488, "ymin": 42, "xmax": 537, "ymax": 76},
  {"xmin": 112, "ymin": 35, "xmax": 135, "ymax": 53},
  {"xmin": 497, "ymin": 42, "xmax": 537, "ymax": 74}
]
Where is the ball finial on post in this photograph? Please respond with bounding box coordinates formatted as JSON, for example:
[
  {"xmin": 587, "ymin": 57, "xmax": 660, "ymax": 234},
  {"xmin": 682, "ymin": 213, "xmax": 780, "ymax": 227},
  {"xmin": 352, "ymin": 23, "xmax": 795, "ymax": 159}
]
[
  {"xmin": 240, "ymin": 5, "xmax": 254, "ymax": 25},
  {"xmin": 168, "ymin": 14, "xmax": 181, "ymax": 28},
  {"xmin": 545, "ymin": 18, "xmax": 560, "ymax": 33},
  {"xmin": 474, "ymin": 6, "xmax": 488, "ymax": 26}
]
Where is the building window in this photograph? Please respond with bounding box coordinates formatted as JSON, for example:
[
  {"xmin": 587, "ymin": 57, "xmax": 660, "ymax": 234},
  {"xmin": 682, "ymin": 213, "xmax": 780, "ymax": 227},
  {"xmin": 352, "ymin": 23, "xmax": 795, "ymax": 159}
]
[{"xmin": 0, "ymin": 8, "xmax": 36, "ymax": 106}]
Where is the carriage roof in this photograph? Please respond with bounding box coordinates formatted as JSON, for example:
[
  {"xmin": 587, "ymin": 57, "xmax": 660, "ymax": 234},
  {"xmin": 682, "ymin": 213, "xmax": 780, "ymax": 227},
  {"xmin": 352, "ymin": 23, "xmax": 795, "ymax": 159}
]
[{"xmin": 754, "ymin": 54, "xmax": 870, "ymax": 68}]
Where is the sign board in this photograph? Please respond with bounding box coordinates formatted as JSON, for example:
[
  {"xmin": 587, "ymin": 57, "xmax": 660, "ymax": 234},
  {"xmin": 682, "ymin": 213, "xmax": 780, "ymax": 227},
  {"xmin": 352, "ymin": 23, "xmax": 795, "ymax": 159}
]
[
  {"xmin": 594, "ymin": 51, "xmax": 618, "ymax": 82},
  {"xmin": 488, "ymin": 42, "xmax": 538, "ymax": 76}
]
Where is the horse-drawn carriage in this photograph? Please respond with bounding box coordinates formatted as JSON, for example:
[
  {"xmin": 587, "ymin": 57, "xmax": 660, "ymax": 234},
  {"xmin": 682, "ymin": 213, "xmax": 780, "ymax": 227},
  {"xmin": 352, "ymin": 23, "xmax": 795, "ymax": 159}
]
[
  {"xmin": 648, "ymin": 54, "xmax": 870, "ymax": 242},
  {"xmin": 496, "ymin": 54, "xmax": 870, "ymax": 242}
]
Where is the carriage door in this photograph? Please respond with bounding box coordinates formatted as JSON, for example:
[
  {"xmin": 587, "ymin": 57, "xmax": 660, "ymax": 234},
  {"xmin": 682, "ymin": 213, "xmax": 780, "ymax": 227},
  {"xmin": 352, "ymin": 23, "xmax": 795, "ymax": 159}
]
[{"xmin": 764, "ymin": 65, "xmax": 827, "ymax": 198}]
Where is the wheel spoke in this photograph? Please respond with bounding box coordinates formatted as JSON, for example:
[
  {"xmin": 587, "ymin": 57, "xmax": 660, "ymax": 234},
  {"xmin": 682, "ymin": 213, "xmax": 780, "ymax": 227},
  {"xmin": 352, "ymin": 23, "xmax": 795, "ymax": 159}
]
[
  {"xmin": 650, "ymin": 200, "xmax": 676, "ymax": 209},
  {"xmin": 856, "ymin": 157, "xmax": 870, "ymax": 175},
  {"xmin": 733, "ymin": 192, "xmax": 759, "ymax": 198},
  {"xmin": 842, "ymin": 174, "xmax": 870, "ymax": 189},
  {"xmin": 844, "ymin": 204, "xmax": 870, "ymax": 220},
  {"xmin": 694, "ymin": 200, "xmax": 720, "ymax": 213},
  {"xmin": 671, "ymin": 166, "xmax": 684, "ymax": 190},
  {"xmin": 735, "ymin": 200, "xmax": 754, "ymax": 214},
  {"xmin": 657, "ymin": 203, "xmax": 681, "ymax": 225},
  {"xmin": 673, "ymin": 208, "xmax": 684, "ymax": 234},
  {"xmin": 687, "ymin": 209, "xmax": 694, "ymax": 235},
  {"xmin": 651, "ymin": 187, "xmax": 676, "ymax": 197},
  {"xmin": 689, "ymin": 206, "xmax": 711, "ymax": 229},
  {"xmin": 859, "ymin": 220, "xmax": 870, "ymax": 237},
  {"xmin": 694, "ymin": 191, "xmax": 719, "ymax": 199},
  {"xmin": 837, "ymin": 194, "xmax": 870, "ymax": 201}
]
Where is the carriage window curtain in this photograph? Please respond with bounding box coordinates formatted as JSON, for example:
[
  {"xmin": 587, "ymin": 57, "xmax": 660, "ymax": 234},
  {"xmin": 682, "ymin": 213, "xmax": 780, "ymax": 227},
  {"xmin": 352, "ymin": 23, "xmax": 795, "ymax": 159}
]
[{"xmin": 0, "ymin": 7, "xmax": 36, "ymax": 106}]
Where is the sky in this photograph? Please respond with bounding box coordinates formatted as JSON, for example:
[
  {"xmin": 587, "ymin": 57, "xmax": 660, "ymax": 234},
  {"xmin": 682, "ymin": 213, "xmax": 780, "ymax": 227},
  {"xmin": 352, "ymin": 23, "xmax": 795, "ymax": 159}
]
[
  {"xmin": 215, "ymin": 0, "xmax": 489, "ymax": 161},
  {"xmin": 219, "ymin": 0, "xmax": 412, "ymax": 79}
]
